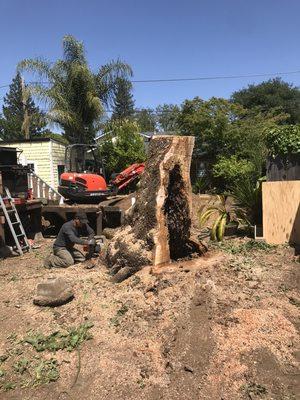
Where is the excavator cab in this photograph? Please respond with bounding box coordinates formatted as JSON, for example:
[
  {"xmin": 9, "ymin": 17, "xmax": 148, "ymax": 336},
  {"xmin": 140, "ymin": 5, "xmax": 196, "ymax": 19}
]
[
  {"xmin": 58, "ymin": 143, "xmax": 145, "ymax": 203},
  {"xmin": 65, "ymin": 144, "xmax": 103, "ymax": 175},
  {"xmin": 58, "ymin": 144, "xmax": 114, "ymax": 203}
]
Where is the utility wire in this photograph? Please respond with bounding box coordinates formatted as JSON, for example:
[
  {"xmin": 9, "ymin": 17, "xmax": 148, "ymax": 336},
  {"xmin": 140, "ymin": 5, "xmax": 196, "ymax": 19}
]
[
  {"xmin": 1, "ymin": 68, "xmax": 300, "ymax": 90},
  {"xmin": 131, "ymin": 69, "xmax": 300, "ymax": 83}
]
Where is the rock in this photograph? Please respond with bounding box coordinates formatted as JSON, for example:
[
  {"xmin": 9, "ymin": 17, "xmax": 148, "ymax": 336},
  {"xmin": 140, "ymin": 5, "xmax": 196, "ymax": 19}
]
[
  {"xmin": 33, "ymin": 277, "xmax": 74, "ymax": 307},
  {"xmin": 248, "ymin": 281, "xmax": 259, "ymax": 290},
  {"xmin": 183, "ymin": 365, "xmax": 194, "ymax": 373}
]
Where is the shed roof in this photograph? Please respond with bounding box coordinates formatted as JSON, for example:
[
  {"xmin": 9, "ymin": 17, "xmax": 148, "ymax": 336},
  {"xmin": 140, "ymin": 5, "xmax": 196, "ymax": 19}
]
[{"xmin": 0, "ymin": 137, "xmax": 66, "ymax": 146}]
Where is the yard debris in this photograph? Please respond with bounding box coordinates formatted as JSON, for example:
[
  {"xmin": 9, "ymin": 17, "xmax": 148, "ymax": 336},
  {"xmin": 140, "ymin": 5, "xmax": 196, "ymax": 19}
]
[{"xmin": 33, "ymin": 277, "xmax": 74, "ymax": 307}]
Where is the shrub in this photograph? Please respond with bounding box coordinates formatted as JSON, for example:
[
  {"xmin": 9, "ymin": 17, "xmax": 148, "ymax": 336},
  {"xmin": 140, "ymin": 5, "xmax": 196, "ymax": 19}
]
[{"xmin": 266, "ymin": 125, "xmax": 300, "ymax": 158}]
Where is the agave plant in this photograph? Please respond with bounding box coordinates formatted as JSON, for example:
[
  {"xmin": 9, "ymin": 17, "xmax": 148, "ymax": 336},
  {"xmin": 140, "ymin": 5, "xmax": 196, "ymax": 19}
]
[
  {"xmin": 230, "ymin": 178, "xmax": 265, "ymax": 226},
  {"xmin": 198, "ymin": 195, "xmax": 247, "ymax": 241}
]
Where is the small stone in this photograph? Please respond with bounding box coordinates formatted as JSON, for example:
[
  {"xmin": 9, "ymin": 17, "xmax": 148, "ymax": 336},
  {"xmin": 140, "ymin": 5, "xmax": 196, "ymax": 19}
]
[
  {"xmin": 183, "ymin": 365, "xmax": 194, "ymax": 373},
  {"xmin": 248, "ymin": 281, "xmax": 259, "ymax": 289},
  {"xmin": 33, "ymin": 277, "xmax": 74, "ymax": 307}
]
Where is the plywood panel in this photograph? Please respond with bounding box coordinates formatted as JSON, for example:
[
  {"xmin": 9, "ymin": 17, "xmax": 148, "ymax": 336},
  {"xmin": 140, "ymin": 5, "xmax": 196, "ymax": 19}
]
[{"xmin": 262, "ymin": 181, "xmax": 300, "ymax": 245}]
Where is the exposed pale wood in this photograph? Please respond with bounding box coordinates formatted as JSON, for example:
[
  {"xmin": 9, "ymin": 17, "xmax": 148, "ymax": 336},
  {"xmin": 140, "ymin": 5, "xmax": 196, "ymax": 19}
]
[{"xmin": 262, "ymin": 181, "xmax": 300, "ymax": 245}]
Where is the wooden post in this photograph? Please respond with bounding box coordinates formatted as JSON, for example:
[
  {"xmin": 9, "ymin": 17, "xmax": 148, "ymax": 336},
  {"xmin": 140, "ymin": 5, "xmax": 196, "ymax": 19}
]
[
  {"xmin": 0, "ymin": 215, "xmax": 5, "ymax": 246},
  {"xmin": 0, "ymin": 172, "xmax": 3, "ymax": 196},
  {"xmin": 96, "ymin": 211, "xmax": 102, "ymax": 235}
]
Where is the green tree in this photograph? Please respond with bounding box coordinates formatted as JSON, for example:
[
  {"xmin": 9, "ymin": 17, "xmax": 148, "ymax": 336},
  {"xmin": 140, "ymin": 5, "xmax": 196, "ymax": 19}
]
[
  {"xmin": 177, "ymin": 97, "xmax": 286, "ymax": 189},
  {"xmin": 156, "ymin": 104, "xmax": 180, "ymax": 132},
  {"xmin": 18, "ymin": 35, "xmax": 132, "ymax": 144},
  {"xmin": 231, "ymin": 78, "xmax": 300, "ymax": 124},
  {"xmin": 213, "ymin": 156, "xmax": 256, "ymax": 189},
  {"xmin": 99, "ymin": 119, "xmax": 146, "ymax": 177},
  {"xmin": 0, "ymin": 72, "xmax": 46, "ymax": 140},
  {"xmin": 266, "ymin": 124, "xmax": 300, "ymax": 158},
  {"xmin": 112, "ymin": 78, "xmax": 135, "ymax": 120},
  {"xmin": 134, "ymin": 108, "xmax": 156, "ymax": 131}
]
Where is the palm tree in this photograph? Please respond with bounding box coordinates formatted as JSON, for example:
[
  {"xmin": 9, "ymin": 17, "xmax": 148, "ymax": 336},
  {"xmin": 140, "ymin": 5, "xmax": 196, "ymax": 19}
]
[{"xmin": 18, "ymin": 35, "xmax": 132, "ymax": 143}]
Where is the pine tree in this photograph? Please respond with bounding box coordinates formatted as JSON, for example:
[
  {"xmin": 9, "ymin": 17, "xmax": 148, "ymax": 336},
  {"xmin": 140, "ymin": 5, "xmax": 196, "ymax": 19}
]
[
  {"xmin": 112, "ymin": 78, "xmax": 135, "ymax": 120},
  {"xmin": 0, "ymin": 72, "xmax": 46, "ymax": 140}
]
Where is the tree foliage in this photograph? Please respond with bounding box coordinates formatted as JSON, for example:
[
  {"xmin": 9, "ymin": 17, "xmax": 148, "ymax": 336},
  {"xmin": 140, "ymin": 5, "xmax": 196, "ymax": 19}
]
[
  {"xmin": 112, "ymin": 78, "xmax": 135, "ymax": 120},
  {"xmin": 134, "ymin": 108, "xmax": 156, "ymax": 132},
  {"xmin": 156, "ymin": 104, "xmax": 180, "ymax": 132},
  {"xmin": 18, "ymin": 35, "xmax": 132, "ymax": 144},
  {"xmin": 231, "ymin": 78, "xmax": 300, "ymax": 124},
  {"xmin": 98, "ymin": 119, "xmax": 146, "ymax": 178},
  {"xmin": 213, "ymin": 156, "xmax": 256, "ymax": 187},
  {"xmin": 177, "ymin": 97, "xmax": 286, "ymax": 189},
  {"xmin": 0, "ymin": 72, "xmax": 46, "ymax": 140},
  {"xmin": 266, "ymin": 124, "xmax": 300, "ymax": 158}
]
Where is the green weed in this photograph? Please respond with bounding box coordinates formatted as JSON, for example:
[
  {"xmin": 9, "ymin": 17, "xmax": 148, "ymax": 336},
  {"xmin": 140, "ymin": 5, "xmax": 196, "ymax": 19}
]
[
  {"xmin": 24, "ymin": 322, "xmax": 94, "ymax": 352},
  {"xmin": 33, "ymin": 358, "xmax": 59, "ymax": 385},
  {"xmin": 13, "ymin": 358, "xmax": 29, "ymax": 374},
  {"xmin": 241, "ymin": 382, "xmax": 267, "ymax": 397},
  {"xmin": 215, "ymin": 239, "xmax": 276, "ymax": 255},
  {"xmin": 110, "ymin": 304, "xmax": 129, "ymax": 327},
  {"xmin": 1, "ymin": 382, "xmax": 16, "ymax": 391}
]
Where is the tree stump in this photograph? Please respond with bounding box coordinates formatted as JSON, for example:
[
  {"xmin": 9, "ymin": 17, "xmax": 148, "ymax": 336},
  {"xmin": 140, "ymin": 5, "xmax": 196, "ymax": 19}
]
[{"xmin": 105, "ymin": 135, "xmax": 207, "ymax": 282}]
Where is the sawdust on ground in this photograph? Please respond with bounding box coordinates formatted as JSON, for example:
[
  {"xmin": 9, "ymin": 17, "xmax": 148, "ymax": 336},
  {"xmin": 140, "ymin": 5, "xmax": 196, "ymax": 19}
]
[{"xmin": 0, "ymin": 238, "xmax": 299, "ymax": 400}]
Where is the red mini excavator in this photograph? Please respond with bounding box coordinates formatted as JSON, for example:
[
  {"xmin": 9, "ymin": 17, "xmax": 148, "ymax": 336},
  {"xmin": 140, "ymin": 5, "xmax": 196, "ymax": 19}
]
[{"xmin": 58, "ymin": 144, "xmax": 144, "ymax": 203}]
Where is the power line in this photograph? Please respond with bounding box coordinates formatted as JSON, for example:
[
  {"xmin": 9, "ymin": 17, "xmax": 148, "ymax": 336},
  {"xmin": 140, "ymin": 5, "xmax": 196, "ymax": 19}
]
[
  {"xmin": 0, "ymin": 68, "xmax": 300, "ymax": 90},
  {"xmin": 131, "ymin": 69, "xmax": 300, "ymax": 83}
]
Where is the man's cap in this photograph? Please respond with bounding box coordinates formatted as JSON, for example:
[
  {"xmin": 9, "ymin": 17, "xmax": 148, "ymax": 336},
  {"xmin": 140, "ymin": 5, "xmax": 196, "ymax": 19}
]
[{"xmin": 75, "ymin": 212, "xmax": 88, "ymax": 223}]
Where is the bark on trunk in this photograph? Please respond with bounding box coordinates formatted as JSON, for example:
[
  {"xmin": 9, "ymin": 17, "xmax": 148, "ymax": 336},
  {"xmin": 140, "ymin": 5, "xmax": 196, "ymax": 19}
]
[{"xmin": 105, "ymin": 135, "xmax": 207, "ymax": 282}]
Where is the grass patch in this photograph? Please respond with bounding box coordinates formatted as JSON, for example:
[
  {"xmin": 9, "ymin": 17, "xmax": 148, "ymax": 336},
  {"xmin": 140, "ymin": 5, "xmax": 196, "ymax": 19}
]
[{"xmin": 214, "ymin": 239, "xmax": 276, "ymax": 255}]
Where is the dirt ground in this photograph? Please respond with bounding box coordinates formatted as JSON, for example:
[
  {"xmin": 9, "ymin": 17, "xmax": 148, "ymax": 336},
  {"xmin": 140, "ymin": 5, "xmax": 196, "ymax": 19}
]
[{"xmin": 0, "ymin": 238, "xmax": 299, "ymax": 400}]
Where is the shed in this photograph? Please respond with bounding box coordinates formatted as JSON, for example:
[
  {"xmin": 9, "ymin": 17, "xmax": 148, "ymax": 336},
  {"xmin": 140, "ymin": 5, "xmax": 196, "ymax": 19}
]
[{"xmin": 1, "ymin": 138, "xmax": 66, "ymax": 190}]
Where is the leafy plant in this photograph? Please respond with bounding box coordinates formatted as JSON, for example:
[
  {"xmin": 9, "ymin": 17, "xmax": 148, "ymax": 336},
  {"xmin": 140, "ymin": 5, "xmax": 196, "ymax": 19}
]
[
  {"xmin": 192, "ymin": 176, "xmax": 210, "ymax": 194},
  {"xmin": 213, "ymin": 156, "xmax": 256, "ymax": 189},
  {"xmin": 13, "ymin": 358, "xmax": 29, "ymax": 374},
  {"xmin": 98, "ymin": 119, "xmax": 146, "ymax": 178},
  {"xmin": 1, "ymin": 382, "xmax": 16, "ymax": 391},
  {"xmin": 33, "ymin": 359, "xmax": 59, "ymax": 385},
  {"xmin": 230, "ymin": 178, "xmax": 265, "ymax": 226},
  {"xmin": 24, "ymin": 322, "xmax": 94, "ymax": 352},
  {"xmin": 198, "ymin": 195, "xmax": 246, "ymax": 241},
  {"xmin": 241, "ymin": 382, "xmax": 267, "ymax": 397},
  {"xmin": 110, "ymin": 304, "xmax": 129, "ymax": 327},
  {"xmin": 266, "ymin": 125, "xmax": 300, "ymax": 158}
]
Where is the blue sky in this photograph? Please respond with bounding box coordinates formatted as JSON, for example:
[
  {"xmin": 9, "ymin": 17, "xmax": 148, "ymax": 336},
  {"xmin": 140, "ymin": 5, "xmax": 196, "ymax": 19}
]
[{"xmin": 0, "ymin": 0, "xmax": 300, "ymax": 112}]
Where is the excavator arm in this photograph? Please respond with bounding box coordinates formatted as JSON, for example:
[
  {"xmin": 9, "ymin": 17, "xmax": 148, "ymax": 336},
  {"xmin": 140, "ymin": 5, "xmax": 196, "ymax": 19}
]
[{"xmin": 111, "ymin": 163, "xmax": 145, "ymax": 191}]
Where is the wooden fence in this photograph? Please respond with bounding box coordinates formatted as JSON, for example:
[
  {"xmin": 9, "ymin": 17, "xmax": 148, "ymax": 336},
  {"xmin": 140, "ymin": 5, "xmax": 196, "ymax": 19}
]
[{"xmin": 262, "ymin": 181, "xmax": 300, "ymax": 245}]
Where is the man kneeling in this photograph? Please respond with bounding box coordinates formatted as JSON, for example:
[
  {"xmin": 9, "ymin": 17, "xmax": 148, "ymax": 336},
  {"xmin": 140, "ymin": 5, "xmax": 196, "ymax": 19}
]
[{"xmin": 44, "ymin": 212, "xmax": 95, "ymax": 268}]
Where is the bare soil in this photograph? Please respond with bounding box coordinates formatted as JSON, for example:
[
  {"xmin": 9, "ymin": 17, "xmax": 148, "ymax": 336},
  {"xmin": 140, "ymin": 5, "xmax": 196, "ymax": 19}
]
[{"xmin": 0, "ymin": 238, "xmax": 299, "ymax": 400}]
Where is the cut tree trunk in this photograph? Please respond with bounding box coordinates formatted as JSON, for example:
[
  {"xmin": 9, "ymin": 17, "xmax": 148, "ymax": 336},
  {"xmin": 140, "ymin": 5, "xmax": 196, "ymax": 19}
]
[{"xmin": 105, "ymin": 135, "xmax": 207, "ymax": 282}]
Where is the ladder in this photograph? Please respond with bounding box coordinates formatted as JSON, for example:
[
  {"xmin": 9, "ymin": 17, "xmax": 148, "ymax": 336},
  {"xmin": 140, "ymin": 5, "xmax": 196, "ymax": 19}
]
[{"xmin": 0, "ymin": 187, "xmax": 31, "ymax": 255}]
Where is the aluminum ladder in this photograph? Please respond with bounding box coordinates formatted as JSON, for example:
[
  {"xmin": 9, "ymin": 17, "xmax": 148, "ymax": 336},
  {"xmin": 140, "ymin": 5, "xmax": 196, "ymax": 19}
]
[{"xmin": 0, "ymin": 187, "xmax": 31, "ymax": 255}]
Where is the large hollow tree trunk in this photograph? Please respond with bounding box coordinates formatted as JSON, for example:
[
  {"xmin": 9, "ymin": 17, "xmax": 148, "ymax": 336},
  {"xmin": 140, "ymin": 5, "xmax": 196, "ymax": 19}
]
[{"xmin": 105, "ymin": 135, "xmax": 207, "ymax": 282}]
